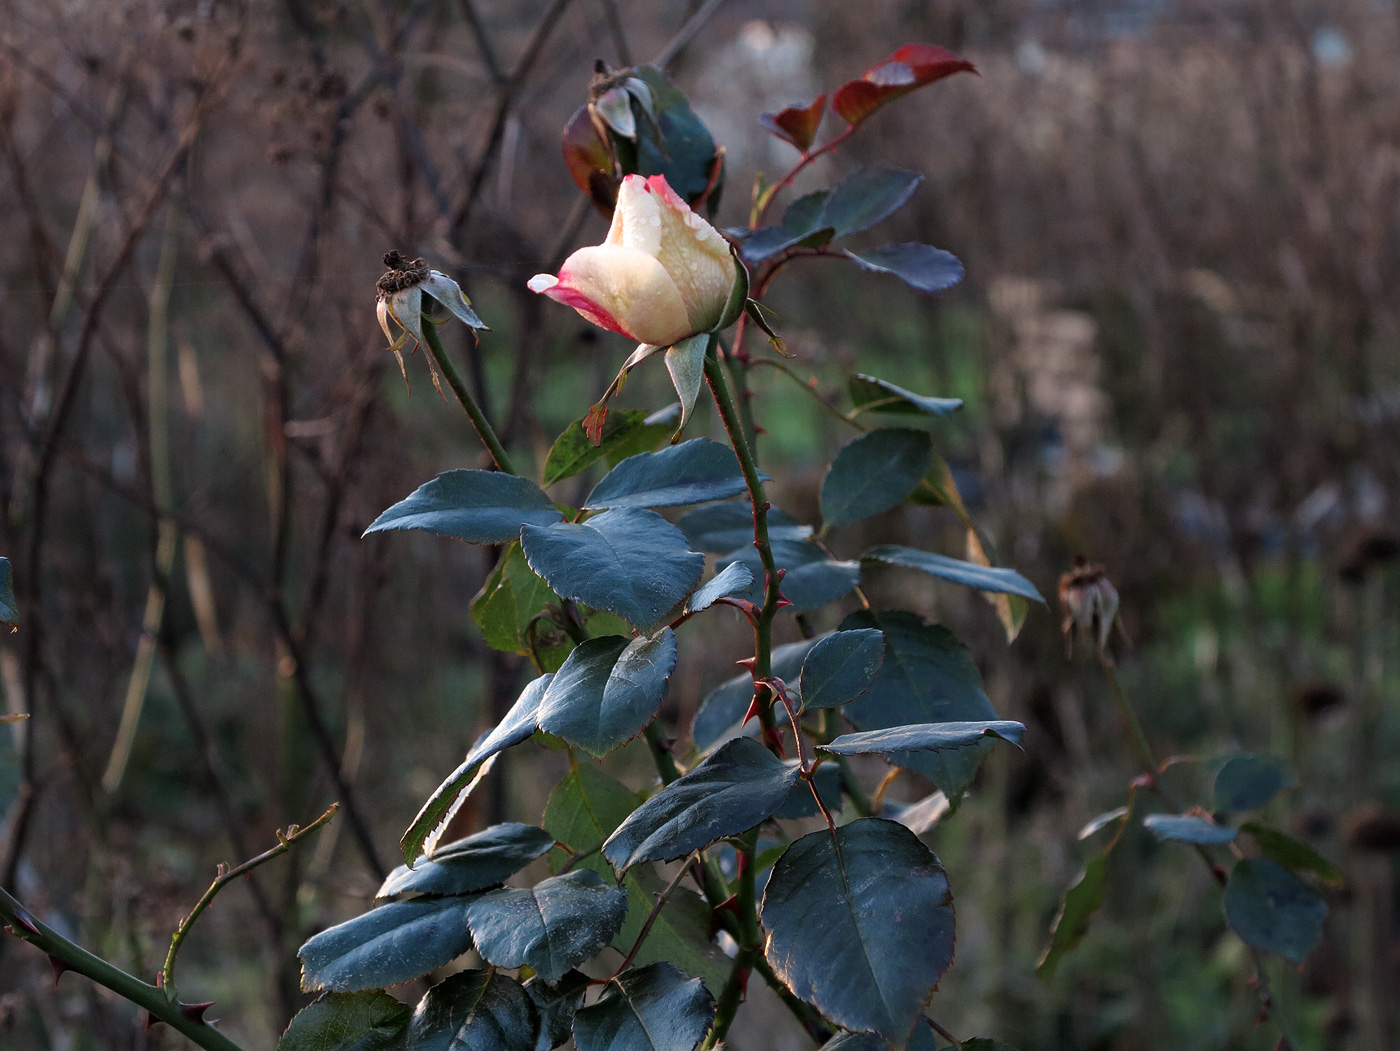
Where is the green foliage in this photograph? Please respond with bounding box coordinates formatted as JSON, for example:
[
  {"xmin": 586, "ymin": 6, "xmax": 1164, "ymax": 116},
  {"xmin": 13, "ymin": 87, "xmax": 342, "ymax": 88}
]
[
  {"xmin": 573, "ymin": 963, "xmax": 715, "ymax": 1051},
  {"xmin": 364, "ymin": 471, "xmax": 562, "ymax": 543},
  {"xmin": 536, "ymin": 632, "xmax": 677, "ymax": 757},
  {"xmin": 761, "ymin": 820, "xmax": 955, "ymax": 1047},
  {"xmin": 406, "ymin": 969, "xmax": 537, "ymax": 1051},
  {"xmin": 466, "ymin": 870, "xmax": 628, "ymax": 981},
  {"xmin": 861, "ymin": 545, "xmax": 1045, "ymax": 603},
  {"xmin": 840, "ymin": 610, "xmax": 1002, "ymax": 798},
  {"xmin": 0, "ymin": 557, "xmax": 17, "ymax": 627},
  {"xmin": 1037, "ymin": 852, "xmax": 1110, "ymax": 983},
  {"xmin": 692, "ymin": 635, "xmax": 824, "ymax": 749},
  {"xmin": 1143, "ymin": 814, "xmax": 1238, "ymax": 845},
  {"xmin": 521, "ymin": 509, "xmax": 703, "ymax": 631},
  {"xmin": 603, "ymin": 737, "xmax": 799, "ymax": 873},
  {"xmin": 847, "ymin": 374, "xmax": 963, "ymax": 418},
  {"xmin": 298, "ymin": 897, "xmax": 478, "ymax": 992},
  {"xmin": 1223, "ymin": 859, "xmax": 1327, "ymax": 964},
  {"xmin": 678, "ymin": 502, "xmax": 811, "ymax": 552},
  {"xmin": 1238, "ymin": 822, "xmax": 1343, "ymax": 885},
  {"xmin": 377, "ymin": 824, "xmax": 554, "ymax": 899},
  {"xmin": 471, "ymin": 542, "xmax": 564, "ymax": 664},
  {"xmin": 584, "ymin": 440, "xmax": 757, "ymax": 510},
  {"xmin": 798, "ymin": 628, "xmax": 884, "ymax": 711},
  {"xmin": 682, "ymin": 562, "xmax": 753, "ymax": 614},
  {"xmin": 277, "ymin": 991, "xmax": 411, "ymax": 1051},
  {"xmin": 1213, "ymin": 752, "xmax": 1295, "ymax": 813},
  {"xmin": 820, "ymin": 720, "xmax": 1025, "ymax": 760},
  {"xmin": 543, "ymin": 409, "xmax": 652, "ymax": 487},
  {"xmin": 821, "ymin": 429, "xmax": 933, "ymax": 528}
]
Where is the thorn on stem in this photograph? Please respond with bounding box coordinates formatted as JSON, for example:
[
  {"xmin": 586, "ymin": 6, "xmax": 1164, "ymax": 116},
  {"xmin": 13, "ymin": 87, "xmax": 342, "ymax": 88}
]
[
  {"xmin": 48, "ymin": 956, "xmax": 69, "ymax": 989},
  {"xmin": 181, "ymin": 1001, "xmax": 216, "ymax": 1024}
]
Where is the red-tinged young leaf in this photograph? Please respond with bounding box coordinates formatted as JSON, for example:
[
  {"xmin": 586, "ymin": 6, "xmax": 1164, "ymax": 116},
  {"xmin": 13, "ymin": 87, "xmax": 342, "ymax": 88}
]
[
  {"xmin": 759, "ymin": 95, "xmax": 826, "ymax": 152},
  {"xmin": 831, "ymin": 44, "xmax": 977, "ymax": 125},
  {"xmin": 562, "ymin": 105, "xmax": 617, "ymax": 215}
]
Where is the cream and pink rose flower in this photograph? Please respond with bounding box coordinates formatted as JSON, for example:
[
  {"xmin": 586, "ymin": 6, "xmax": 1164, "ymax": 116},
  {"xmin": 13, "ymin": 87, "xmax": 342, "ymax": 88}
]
[{"xmin": 528, "ymin": 174, "xmax": 743, "ymax": 348}]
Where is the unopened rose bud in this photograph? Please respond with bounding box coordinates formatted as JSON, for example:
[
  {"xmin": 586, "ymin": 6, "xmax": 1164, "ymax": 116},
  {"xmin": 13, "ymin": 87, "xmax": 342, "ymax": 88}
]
[
  {"xmin": 1058, "ymin": 555, "xmax": 1119, "ymax": 658},
  {"xmin": 528, "ymin": 174, "xmax": 744, "ymax": 349}
]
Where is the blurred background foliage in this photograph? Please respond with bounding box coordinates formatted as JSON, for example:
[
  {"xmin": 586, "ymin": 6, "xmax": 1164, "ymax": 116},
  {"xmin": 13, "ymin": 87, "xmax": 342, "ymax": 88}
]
[{"xmin": 1, "ymin": 0, "xmax": 1398, "ymax": 1047}]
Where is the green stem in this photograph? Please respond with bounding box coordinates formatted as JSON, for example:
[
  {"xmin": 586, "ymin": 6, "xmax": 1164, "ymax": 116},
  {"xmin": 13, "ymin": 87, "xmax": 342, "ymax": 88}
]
[
  {"xmin": 0, "ymin": 886, "xmax": 245, "ymax": 1051},
  {"xmin": 703, "ymin": 340, "xmax": 780, "ymax": 742},
  {"xmin": 162, "ymin": 804, "xmax": 338, "ymax": 999},
  {"xmin": 752, "ymin": 954, "xmax": 831, "ymax": 1042},
  {"xmin": 1099, "ymin": 658, "xmax": 1159, "ymax": 780},
  {"xmin": 700, "ymin": 829, "xmax": 760, "ymax": 1051},
  {"xmin": 644, "ymin": 723, "xmax": 681, "ymax": 785},
  {"xmin": 421, "ymin": 320, "xmax": 514, "ymax": 474}
]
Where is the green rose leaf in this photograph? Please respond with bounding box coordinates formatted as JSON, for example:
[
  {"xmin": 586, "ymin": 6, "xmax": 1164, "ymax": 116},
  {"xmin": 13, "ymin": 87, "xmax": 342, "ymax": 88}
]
[
  {"xmin": 774, "ymin": 762, "xmax": 842, "ymax": 820},
  {"xmin": 862, "ymin": 545, "xmax": 1045, "ymax": 603},
  {"xmin": 298, "ymin": 897, "xmax": 478, "ymax": 993},
  {"xmin": 406, "ymin": 969, "xmax": 537, "ymax": 1051},
  {"xmin": 1143, "ymin": 813, "xmax": 1238, "ymax": 845},
  {"xmin": 522, "ymin": 509, "xmax": 703, "ymax": 632},
  {"xmin": 603, "ymin": 737, "xmax": 800, "ymax": 873},
  {"xmin": 1214, "ymin": 752, "xmax": 1296, "ymax": 812},
  {"xmin": 840, "ymin": 610, "xmax": 1000, "ymax": 800},
  {"xmin": 848, "ymin": 374, "xmax": 963, "ymax": 418},
  {"xmin": 761, "ymin": 819, "xmax": 955, "ymax": 1047},
  {"xmin": 821, "ymin": 429, "xmax": 933, "ymax": 529},
  {"xmin": 816, "ymin": 167, "xmax": 922, "ymax": 239},
  {"xmin": 1038, "ymin": 852, "xmax": 1109, "ymax": 983},
  {"xmin": 717, "ymin": 539, "xmax": 861, "ymax": 612},
  {"xmin": 278, "ymin": 990, "xmax": 411, "ymax": 1051},
  {"xmin": 536, "ymin": 630, "xmax": 678, "ymax": 758},
  {"xmin": 543, "ymin": 409, "xmax": 650, "ymax": 488},
  {"xmin": 684, "ymin": 562, "xmax": 753, "ymax": 615},
  {"xmin": 365, "ymin": 471, "xmax": 562, "ymax": 544},
  {"xmin": 1224, "ymin": 858, "xmax": 1327, "ymax": 964},
  {"xmin": 524, "ymin": 972, "xmax": 590, "ymax": 1051},
  {"xmin": 378, "ymin": 823, "xmax": 555, "ymax": 900},
  {"xmin": 543, "ymin": 763, "xmax": 643, "ymax": 865},
  {"xmin": 691, "ymin": 635, "xmax": 825, "ymax": 751},
  {"xmin": 572, "ymin": 963, "xmax": 715, "ymax": 1051},
  {"xmin": 820, "ymin": 720, "xmax": 1025, "ymax": 760},
  {"xmin": 466, "ymin": 869, "xmax": 628, "ymax": 982},
  {"xmin": 1239, "ymin": 822, "xmax": 1343, "ymax": 885},
  {"xmin": 845, "ymin": 244, "xmax": 964, "ymax": 295},
  {"xmin": 616, "ymin": 875, "xmax": 729, "ymax": 994},
  {"xmin": 585, "ymin": 440, "xmax": 759, "ymax": 510},
  {"xmin": 678, "ymin": 502, "xmax": 811, "ymax": 553},
  {"xmin": 798, "ymin": 628, "xmax": 884, "ymax": 711},
  {"xmin": 471, "ymin": 542, "xmax": 563, "ymax": 660},
  {"xmin": 400, "ymin": 675, "xmax": 553, "ymax": 863}
]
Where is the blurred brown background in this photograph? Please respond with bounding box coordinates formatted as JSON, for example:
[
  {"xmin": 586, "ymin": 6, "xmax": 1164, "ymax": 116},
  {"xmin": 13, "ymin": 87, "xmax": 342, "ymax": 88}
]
[{"xmin": 2, "ymin": 0, "xmax": 1398, "ymax": 1047}]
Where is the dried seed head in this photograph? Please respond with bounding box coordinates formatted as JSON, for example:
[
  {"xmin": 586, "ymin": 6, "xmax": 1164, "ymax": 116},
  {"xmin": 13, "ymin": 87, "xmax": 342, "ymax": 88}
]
[
  {"xmin": 1058, "ymin": 555, "xmax": 1119, "ymax": 658},
  {"xmin": 376, "ymin": 251, "xmax": 430, "ymax": 297}
]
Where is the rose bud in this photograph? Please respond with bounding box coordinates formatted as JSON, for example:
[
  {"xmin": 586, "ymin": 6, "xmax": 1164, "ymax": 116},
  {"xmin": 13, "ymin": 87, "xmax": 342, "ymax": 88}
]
[{"xmin": 528, "ymin": 173, "xmax": 744, "ymax": 349}]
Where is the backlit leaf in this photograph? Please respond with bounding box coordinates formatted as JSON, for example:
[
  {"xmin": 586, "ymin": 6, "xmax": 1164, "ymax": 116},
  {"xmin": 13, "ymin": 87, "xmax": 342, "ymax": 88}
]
[
  {"xmin": 471, "ymin": 542, "xmax": 562, "ymax": 658},
  {"xmin": 543, "ymin": 409, "xmax": 649, "ymax": 487},
  {"xmin": 831, "ymin": 44, "xmax": 977, "ymax": 125},
  {"xmin": 759, "ymin": 95, "xmax": 826, "ymax": 152},
  {"xmin": 848, "ymin": 374, "xmax": 963, "ymax": 418},
  {"xmin": 278, "ymin": 991, "xmax": 411, "ymax": 1051}
]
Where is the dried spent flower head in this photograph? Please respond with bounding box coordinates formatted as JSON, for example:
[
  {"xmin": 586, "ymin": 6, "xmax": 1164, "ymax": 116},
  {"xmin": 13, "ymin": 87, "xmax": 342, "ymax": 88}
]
[
  {"xmin": 375, "ymin": 250, "xmax": 487, "ymax": 395},
  {"xmin": 1058, "ymin": 555, "xmax": 1120, "ymax": 659}
]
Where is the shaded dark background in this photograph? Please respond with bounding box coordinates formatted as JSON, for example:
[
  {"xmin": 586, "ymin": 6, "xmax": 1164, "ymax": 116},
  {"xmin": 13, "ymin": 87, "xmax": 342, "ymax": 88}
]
[{"xmin": 1, "ymin": 0, "xmax": 1397, "ymax": 1047}]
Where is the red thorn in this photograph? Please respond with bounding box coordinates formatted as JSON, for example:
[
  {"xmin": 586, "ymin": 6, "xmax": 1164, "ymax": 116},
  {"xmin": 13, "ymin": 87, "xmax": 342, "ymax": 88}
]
[
  {"xmin": 774, "ymin": 568, "xmax": 786, "ymax": 582},
  {"xmin": 11, "ymin": 909, "xmax": 39, "ymax": 936},
  {"xmin": 736, "ymin": 852, "xmax": 751, "ymax": 878},
  {"xmin": 774, "ymin": 594, "xmax": 794, "ymax": 611},
  {"xmin": 715, "ymin": 893, "xmax": 740, "ymax": 915},
  {"xmin": 735, "ymin": 656, "xmax": 758, "ymax": 674},
  {"xmin": 49, "ymin": 956, "xmax": 69, "ymax": 989},
  {"xmin": 740, "ymin": 693, "xmax": 764, "ymax": 728},
  {"xmin": 763, "ymin": 726, "xmax": 787, "ymax": 757},
  {"xmin": 1129, "ymin": 773, "xmax": 1156, "ymax": 791},
  {"xmin": 181, "ymin": 1001, "xmax": 216, "ymax": 1024},
  {"xmin": 146, "ymin": 1012, "xmax": 163, "ymax": 1031},
  {"xmin": 737, "ymin": 966, "xmax": 752, "ymax": 997},
  {"xmin": 753, "ymin": 425, "xmax": 767, "ymax": 436}
]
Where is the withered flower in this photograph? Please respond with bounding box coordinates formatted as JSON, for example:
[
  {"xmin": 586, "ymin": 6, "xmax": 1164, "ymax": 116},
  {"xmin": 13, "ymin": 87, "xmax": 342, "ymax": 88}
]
[
  {"xmin": 376, "ymin": 251, "xmax": 487, "ymax": 391},
  {"xmin": 1059, "ymin": 556, "xmax": 1119, "ymax": 659}
]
